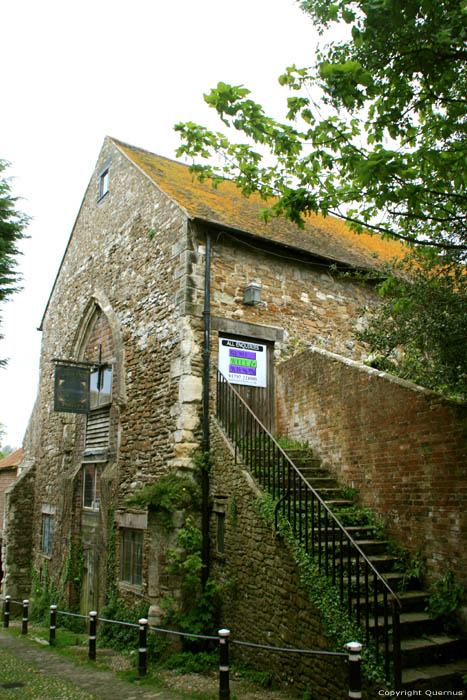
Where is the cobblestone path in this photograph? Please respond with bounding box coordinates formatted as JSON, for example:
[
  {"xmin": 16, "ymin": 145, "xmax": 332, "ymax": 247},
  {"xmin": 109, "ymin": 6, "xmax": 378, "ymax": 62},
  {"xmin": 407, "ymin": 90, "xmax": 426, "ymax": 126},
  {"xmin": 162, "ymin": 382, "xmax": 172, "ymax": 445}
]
[{"xmin": 0, "ymin": 629, "xmax": 186, "ymax": 700}]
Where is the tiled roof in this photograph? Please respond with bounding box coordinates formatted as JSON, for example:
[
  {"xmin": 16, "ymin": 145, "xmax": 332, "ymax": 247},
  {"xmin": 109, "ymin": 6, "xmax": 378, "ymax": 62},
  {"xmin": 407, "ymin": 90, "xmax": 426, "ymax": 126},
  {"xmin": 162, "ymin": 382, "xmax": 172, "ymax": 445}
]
[
  {"xmin": 112, "ymin": 137, "xmax": 406, "ymax": 271},
  {"xmin": 0, "ymin": 448, "xmax": 22, "ymax": 470}
]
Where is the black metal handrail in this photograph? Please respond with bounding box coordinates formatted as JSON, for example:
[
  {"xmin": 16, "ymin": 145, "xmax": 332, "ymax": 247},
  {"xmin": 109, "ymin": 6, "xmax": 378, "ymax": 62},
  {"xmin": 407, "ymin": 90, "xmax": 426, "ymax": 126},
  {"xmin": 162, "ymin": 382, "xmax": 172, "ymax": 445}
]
[{"xmin": 215, "ymin": 369, "xmax": 402, "ymax": 687}]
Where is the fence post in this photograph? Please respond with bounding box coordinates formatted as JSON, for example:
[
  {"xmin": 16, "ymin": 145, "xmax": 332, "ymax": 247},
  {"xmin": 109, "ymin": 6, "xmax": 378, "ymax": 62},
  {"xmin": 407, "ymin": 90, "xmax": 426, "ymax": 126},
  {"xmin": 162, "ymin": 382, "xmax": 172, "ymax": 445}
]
[
  {"xmin": 138, "ymin": 618, "xmax": 148, "ymax": 677},
  {"xmin": 218, "ymin": 628, "xmax": 230, "ymax": 700},
  {"xmin": 345, "ymin": 641, "xmax": 362, "ymax": 699},
  {"xmin": 392, "ymin": 599, "xmax": 402, "ymax": 690},
  {"xmin": 88, "ymin": 611, "xmax": 97, "ymax": 661},
  {"xmin": 49, "ymin": 605, "xmax": 57, "ymax": 646},
  {"xmin": 3, "ymin": 595, "xmax": 10, "ymax": 628},
  {"xmin": 22, "ymin": 600, "xmax": 29, "ymax": 636}
]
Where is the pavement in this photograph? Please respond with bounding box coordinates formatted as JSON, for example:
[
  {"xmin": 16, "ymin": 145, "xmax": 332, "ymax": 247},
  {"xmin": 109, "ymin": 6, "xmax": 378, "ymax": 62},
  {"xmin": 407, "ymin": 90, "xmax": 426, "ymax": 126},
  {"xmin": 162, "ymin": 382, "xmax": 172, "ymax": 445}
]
[{"xmin": 0, "ymin": 628, "xmax": 189, "ymax": 700}]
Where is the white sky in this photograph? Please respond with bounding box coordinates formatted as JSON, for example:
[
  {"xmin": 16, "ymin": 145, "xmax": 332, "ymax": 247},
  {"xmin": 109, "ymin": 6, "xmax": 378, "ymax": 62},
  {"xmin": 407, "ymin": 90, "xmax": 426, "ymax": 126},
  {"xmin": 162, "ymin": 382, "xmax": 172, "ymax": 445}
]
[{"xmin": 0, "ymin": 0, "xmax": 325, "ymax": 448}]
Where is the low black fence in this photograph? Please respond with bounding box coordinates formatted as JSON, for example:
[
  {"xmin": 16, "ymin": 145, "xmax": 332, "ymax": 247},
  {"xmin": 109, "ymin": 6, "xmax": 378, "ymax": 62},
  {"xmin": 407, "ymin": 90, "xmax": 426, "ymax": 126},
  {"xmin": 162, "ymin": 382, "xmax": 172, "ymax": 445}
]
[{"xmin": 1, "ymin": 595, "xmax": 362, "ymax": 699}]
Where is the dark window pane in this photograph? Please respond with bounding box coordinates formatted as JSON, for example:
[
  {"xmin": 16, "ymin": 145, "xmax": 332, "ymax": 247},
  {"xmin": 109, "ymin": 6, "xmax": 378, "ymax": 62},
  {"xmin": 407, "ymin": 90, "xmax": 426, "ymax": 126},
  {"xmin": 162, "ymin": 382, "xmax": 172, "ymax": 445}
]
[
  {"xmin": 83, "ymin": 466, "xmax": 94, "ymax": 508},
  {"xmin": 121, "ymin": 529, "xmax": 143, "ymax": 585},
  {"xmin": 42, "ymin": 515, "xmax": 53, "ymax": 556},
  {"xmin": 217, "ymin": 512, "xmax": 225, "ymax": 554},
  {"xmin": 133, "ymin": 533, "xmax": 143, "ymax": 585},
  {"xmin": 122, "ymin": 530, "xmax": 130, "ymax": 582}
]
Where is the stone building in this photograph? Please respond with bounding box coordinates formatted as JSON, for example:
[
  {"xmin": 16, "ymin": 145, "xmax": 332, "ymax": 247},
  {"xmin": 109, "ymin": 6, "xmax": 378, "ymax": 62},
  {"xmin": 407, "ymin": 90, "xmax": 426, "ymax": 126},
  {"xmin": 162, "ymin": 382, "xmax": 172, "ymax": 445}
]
[{"xmin": 2, "ymin": 136, "xmax": 404, "ymax": 619}]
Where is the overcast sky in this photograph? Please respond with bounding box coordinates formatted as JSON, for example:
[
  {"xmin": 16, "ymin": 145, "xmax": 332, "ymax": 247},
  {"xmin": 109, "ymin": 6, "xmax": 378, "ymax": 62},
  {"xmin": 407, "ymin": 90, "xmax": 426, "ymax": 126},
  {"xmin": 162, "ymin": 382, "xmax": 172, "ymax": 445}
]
[{"xmin": 0, "ymin": 0, "xmax": 326, "ymax": 448}]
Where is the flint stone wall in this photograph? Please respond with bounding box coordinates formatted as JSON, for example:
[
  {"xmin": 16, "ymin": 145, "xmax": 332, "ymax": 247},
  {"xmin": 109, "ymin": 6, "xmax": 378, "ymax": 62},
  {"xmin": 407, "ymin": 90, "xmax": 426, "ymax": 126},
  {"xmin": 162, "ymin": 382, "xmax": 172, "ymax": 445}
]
[{"xmin": 5, "ymin": 138, "xmax": 205, "ymax": 602}]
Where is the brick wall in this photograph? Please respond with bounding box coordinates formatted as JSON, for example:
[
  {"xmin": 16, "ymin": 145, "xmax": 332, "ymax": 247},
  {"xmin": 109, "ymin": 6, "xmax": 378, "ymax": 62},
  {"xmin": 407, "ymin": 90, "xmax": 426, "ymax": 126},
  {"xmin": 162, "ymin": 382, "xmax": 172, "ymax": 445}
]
[{"xmin": 276, "ymin": 348, "xmax": 467, "ymax": 586}]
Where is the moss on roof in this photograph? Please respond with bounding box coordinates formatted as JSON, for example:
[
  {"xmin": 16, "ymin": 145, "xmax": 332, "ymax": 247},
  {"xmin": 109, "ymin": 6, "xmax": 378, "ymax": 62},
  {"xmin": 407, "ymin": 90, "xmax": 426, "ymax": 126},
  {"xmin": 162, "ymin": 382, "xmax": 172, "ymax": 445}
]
[{"xmin": 112, "ymin": 137, "xmax": 406, "ymax": 271}]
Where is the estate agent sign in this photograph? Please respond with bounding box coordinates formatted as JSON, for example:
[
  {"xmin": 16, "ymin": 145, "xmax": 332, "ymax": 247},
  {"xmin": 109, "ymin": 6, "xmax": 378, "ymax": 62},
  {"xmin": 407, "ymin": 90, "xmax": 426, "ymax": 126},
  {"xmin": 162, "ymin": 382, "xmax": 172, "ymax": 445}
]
[{"xmin": 218, "ymin": 337, "xmax": 267, "ymax": 388}]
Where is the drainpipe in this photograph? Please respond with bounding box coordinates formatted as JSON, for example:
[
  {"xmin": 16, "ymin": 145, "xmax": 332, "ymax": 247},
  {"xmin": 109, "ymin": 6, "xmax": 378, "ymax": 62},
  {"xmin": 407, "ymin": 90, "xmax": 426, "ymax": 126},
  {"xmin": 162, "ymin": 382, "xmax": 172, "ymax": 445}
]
[{"xmin": 201, "ymin": 230, "xmax": 212, "ymax": 588}]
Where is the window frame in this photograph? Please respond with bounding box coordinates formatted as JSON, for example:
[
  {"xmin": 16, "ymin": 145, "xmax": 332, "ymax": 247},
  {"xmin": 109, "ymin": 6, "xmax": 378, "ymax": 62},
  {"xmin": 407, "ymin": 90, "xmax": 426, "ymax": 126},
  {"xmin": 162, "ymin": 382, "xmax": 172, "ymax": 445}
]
[
  {"xmin": 41, "ymin": 514, "xmax": 54, "ymax": 557},
  {"xmin": 82, "ymin": 463, "xmax": 101, "ymax": 510},
  {"xmin": 121, "ymin": 528, "xmax": 143, "ymax": 586},
  {"xmin": 89, "ymin": 364, "xmax": 112, "ymax": 409},
  {"xmin": 216, "ymin": 511, "xmax": 225, "ymax": 554},
  {"xmin": 98, "ymin": 168, "xmax": 110, "ymax": 201}
]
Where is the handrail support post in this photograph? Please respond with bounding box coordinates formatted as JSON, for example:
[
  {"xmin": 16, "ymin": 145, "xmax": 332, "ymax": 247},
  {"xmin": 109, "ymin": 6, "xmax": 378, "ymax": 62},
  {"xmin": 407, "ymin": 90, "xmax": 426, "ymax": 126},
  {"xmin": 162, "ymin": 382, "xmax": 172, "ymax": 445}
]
[
  {"xmin": 89, "ymin": 611, "xmax": 97, "ymax": 660},
  {"xmin": 22, "ymin": 599, "xmax": 29, "ymax": 636},
  {"xmin": 138, "ymin": 618, "xmax": 148, "ymax": 677},
  {"xmin": 218, "ymin": 628, "xmax": 230, "ymax": 700},
  {"xmin": 49, "ymin": 604, "xmax": 57, "ymax": 646},
  {"xmin": 3, "ymin": 595, "xmax": 10, "ymax": 628},
  {"xmin": 346, "ymin": 641, "xmax": 362, "ymax": 699}
]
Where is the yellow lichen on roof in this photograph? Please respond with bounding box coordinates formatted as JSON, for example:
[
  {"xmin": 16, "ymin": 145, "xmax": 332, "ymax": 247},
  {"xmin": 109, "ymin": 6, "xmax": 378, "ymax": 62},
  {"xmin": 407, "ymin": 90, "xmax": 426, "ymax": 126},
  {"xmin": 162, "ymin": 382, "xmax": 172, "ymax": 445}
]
[{"xmin": 112, "ymin": 138, "xmax": 406, "ymax": 270}]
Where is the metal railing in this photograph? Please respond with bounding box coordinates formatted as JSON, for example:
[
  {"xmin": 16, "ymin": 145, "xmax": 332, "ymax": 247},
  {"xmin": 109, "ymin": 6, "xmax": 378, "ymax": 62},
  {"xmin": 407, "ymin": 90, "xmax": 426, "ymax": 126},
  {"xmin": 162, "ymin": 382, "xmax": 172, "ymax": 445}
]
[
  {"xmin": 216, "ymin": 369, "xmax": 402, "ymax": 687},
  {"xmin": 1, "ymin": 595, "xmax": 362, "ymax": 699}
]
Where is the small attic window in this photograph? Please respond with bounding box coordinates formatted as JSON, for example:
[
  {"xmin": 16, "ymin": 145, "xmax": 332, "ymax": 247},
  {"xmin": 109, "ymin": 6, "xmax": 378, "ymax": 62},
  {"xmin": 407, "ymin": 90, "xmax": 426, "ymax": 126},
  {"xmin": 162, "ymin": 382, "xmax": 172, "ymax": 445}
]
[{"xmin": 99, "ymin": 168, "xmax": 110, "ymax": 200}]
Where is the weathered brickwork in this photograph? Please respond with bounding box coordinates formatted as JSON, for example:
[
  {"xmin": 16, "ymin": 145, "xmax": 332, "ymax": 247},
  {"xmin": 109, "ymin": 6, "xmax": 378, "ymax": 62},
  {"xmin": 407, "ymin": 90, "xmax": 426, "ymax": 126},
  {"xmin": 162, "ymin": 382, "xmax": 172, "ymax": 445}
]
[
  {"xmin": 276, "ymin": 348, "xmax": 467, "ymax": 587},
  {"xmin": 210, "ymin": 418, "xmax": 378, "ymax": 699}
]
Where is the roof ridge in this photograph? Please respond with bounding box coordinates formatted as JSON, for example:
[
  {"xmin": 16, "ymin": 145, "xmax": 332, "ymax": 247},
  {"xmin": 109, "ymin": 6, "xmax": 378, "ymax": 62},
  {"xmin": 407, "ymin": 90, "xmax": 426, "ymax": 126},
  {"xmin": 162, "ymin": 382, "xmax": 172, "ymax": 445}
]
[{"xmin": 108, "ymin": 136, "xmax": 195, "ymax": 171}]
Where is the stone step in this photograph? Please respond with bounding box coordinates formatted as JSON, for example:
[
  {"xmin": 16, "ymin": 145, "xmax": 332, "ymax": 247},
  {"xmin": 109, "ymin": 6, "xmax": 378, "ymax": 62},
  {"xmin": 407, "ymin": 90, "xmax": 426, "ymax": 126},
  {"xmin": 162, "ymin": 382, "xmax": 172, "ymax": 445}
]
[
  {"xmin": 395, "ymin": 590, "xmax": 428, "ymax": 612},
  {"xmin": 312, "ymin": 524, "xmax": 378, "ymax": 537},
  {"xmin": 353, "ymin": 590, "xmax": 428, "ymax": 615},
  {"xmin": 298, "ymin": 476, "xmax": 339, "ymax": 489},
  {"xmin": 401, "ymin": 658, "xmax": 467, "ymax": 691},
  {"xmin": 346, "ymin": 571, "xmax": 420, "ymax": 592},
  {"xmin": 274, "ymin": 473, "xmax": 334, "ymax": 487},
  {"xmin": 348, "ymin": 539, "xmax": 390, "ymax": 556},
  {"xmin": 310, "ymin": 487, "xmax": 344, "ymax": 499},
  {"xmin": 295, "ymin": 469, "xmax": 336, "ymax": 480},
  {"xmin": 285, "ymin": 449, "xmax": 321, "ymax": 466},
  {"xmin": 321, "ymin": 499, "xmax": 355, "ymax": 509},
  {"xmin": 345, "ymin": 525, "xmax": 379, "ymax": 537},
  {"xmin": 369, "ymin": 611, "xmax": 441, "ymax": 638},
  {"xmin": 399, "ymin": 634, "xmax": 467, "ymax": 669},
  {"xmin": 307, "ymin": 534, "xmax": 388, "ymax": 556},
  {"xmin": 339, "ymin": 553, "xmax": 398, "ymax": 574}
]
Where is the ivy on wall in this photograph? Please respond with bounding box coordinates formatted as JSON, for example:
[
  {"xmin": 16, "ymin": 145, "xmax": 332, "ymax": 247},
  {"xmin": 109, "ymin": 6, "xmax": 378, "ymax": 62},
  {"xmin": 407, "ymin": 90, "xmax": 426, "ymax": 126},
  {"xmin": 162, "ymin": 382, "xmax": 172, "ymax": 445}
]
[
  {"xmin": 30, "ymin": 537, "xmax": 86, "ymax": 632},
  {"xmin": 256, "ymin": 493, "xmax": 386, "ymax": 684}
]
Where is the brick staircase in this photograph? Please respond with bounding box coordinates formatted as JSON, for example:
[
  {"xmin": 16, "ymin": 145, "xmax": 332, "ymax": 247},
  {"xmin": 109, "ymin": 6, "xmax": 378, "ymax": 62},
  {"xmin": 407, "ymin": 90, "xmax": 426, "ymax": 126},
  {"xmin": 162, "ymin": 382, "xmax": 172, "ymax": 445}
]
[{"xmin": 285, "ymin": 448, "xmax": 467, "ymax": 692}]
